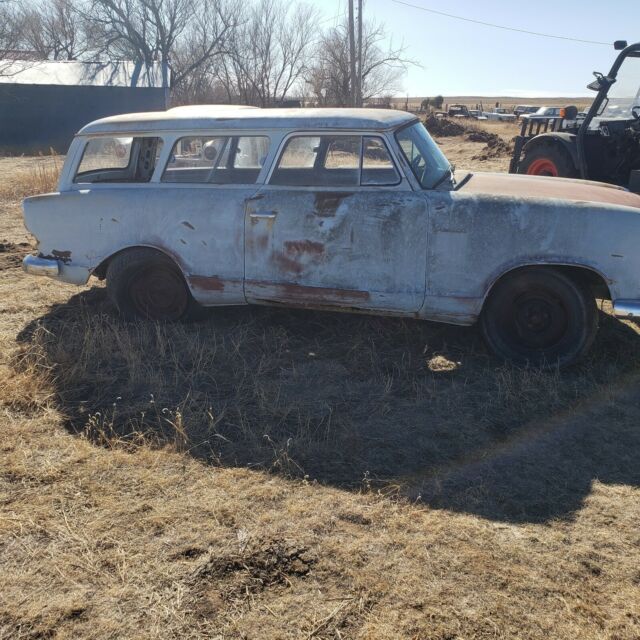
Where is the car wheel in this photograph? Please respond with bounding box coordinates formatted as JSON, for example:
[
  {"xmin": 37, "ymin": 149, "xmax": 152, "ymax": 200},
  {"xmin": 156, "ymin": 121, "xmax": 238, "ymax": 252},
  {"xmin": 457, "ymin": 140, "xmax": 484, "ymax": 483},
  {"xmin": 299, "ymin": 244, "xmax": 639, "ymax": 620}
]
[
  {"xmin": 106, "ymin": 248, "xmax": 199, "ymax": 321},
  {"xmin": 480, "ymin": 268, "xmax": 598, "ymax": 367},
  {"xmin": 519, "ymin": 143, "xmax": 578, "ymax": 178}
]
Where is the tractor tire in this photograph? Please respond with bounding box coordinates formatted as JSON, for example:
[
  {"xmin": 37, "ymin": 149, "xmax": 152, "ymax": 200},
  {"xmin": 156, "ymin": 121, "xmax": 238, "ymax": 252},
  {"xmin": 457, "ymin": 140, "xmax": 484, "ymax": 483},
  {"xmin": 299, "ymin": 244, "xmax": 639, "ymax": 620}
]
[
  {"xmin": 480, "ymin": 267, "xmax": 598, "ymax": 368},
  {"xmin": 106, "ymin": 248, "xmax": 202, "ymax": 322},
  {"xmin": 519, "ymin": 143, "xmax": 578, "ymax": 178}
]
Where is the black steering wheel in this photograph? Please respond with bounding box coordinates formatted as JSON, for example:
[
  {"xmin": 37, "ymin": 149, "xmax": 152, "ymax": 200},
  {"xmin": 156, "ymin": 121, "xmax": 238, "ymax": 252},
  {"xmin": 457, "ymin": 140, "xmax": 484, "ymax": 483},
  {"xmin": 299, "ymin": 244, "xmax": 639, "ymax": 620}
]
[{"xmin": 632, "ymin": 105, "xmax": 640, "ymax": 121}]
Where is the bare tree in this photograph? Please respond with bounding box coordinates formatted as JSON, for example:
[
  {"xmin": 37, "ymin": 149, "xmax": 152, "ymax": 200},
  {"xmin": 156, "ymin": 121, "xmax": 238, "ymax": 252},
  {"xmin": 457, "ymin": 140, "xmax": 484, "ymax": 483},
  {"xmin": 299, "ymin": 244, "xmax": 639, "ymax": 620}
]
[
  {"xmin": 85, "ymin": 0, "xmax": 241, "ymax": 90},
  {"xmin": 216, "ymin": 0, "xmax": 318, "ymax": 107},
  {"xmin": 309, "ymin": 18, "xmax": 416, "ymax": 107},
  {"xmin": 18, "ymin": 0, "xmax": 92, "ymax": 60},
  {"xmin": 0, "ymin": 0, "xmax": 26, "ymax": 74}
]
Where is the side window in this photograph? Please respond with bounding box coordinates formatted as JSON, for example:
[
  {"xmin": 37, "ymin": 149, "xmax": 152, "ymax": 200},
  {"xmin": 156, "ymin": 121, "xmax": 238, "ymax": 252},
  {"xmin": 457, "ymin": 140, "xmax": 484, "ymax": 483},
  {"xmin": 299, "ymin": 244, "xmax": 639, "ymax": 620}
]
[
  {"xmin": 361, "ymin": 137, "xmax": 400, "ymax": 186},
  {"xmin": 162, "ymin": 135, "xmax": 270, "ymax": 184},
  {"xmin": 270, "ymin": 135, "xmax": 399, "ymax": 187},
  {"xmin": 75, "ymin": 136, "xmax": 163, "ymax": 184}
]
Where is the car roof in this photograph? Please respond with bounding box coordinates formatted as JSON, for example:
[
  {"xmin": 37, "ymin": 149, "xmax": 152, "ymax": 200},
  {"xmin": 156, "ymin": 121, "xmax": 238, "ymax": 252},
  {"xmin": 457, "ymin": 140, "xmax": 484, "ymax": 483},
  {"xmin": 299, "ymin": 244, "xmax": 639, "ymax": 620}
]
[{"xmin": 78, "ymin": 105, "xmax": 419, "ymax": 135}]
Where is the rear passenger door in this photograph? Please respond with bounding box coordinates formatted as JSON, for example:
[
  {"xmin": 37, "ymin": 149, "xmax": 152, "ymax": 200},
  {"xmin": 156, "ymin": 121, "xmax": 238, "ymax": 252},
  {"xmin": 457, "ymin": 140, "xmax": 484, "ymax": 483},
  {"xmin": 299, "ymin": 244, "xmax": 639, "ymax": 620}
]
[{"xmin": 244, "ymin": 133, "xmax": 429, "ymax": 313}]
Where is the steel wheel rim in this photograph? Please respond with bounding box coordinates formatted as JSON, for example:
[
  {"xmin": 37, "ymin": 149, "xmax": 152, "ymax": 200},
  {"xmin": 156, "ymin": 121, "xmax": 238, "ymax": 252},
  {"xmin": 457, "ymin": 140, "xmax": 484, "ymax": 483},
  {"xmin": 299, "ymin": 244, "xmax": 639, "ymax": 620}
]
[
  {"xmin": 527, "ymin": 158, "xmax": 559, "ymax": 177},
  {"xmin": 128, "ymin": 265, "xmax": 188, "ymax": 321}
]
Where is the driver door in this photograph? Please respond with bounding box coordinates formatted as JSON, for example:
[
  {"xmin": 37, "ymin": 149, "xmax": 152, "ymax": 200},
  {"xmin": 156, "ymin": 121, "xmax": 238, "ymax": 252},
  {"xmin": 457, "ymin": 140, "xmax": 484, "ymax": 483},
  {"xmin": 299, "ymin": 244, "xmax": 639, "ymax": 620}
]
[{"xmin": 244, "ymin": 133, "xmax": 429, "ymax": 313}]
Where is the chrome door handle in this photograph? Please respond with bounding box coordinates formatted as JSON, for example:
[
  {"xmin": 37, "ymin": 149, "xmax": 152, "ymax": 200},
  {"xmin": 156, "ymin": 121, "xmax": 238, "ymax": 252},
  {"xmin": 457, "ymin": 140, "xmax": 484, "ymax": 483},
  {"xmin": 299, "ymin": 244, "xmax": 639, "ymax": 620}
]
[{"xmin": 249, "ymin": 210, "xmax": 277, "ymax": 219}]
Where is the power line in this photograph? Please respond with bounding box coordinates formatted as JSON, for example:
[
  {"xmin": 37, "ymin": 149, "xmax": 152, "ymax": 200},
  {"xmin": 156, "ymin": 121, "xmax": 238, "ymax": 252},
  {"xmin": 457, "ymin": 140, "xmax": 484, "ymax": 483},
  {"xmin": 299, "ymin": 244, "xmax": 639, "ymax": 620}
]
[{"xmin": 391, "ymin": 0, "xmax": 611, "ymax": 46}]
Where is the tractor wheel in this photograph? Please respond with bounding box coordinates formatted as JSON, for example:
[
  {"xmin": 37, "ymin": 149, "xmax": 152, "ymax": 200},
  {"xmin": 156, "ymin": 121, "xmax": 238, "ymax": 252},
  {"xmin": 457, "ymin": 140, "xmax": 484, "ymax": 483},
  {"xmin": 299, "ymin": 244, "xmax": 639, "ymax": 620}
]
[{"xmin": 519, "ymin": 143, "xmax": 578, "ymax": 178}]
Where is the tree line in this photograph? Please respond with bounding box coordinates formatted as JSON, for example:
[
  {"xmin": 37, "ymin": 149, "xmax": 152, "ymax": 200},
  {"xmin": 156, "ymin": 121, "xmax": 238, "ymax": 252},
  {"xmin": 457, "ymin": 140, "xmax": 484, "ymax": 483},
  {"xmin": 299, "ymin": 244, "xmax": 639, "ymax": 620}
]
[{"xmin": 0, "ymin": 0, "xmax": 416, "ymax": 107}]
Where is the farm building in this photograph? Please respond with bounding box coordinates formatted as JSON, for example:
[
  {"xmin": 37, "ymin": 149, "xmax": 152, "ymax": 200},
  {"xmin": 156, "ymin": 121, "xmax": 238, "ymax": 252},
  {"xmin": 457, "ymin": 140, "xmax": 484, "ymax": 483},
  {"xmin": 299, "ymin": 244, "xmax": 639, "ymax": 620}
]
[{"xmin": 0, "ymin": 60, "xmax": 169, "ymax": 153}]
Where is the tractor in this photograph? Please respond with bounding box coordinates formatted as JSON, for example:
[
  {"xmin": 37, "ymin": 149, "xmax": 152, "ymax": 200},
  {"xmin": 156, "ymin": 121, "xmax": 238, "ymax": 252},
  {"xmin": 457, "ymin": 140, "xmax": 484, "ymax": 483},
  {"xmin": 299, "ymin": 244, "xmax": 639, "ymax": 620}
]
[{"xmin": 509, "ymin": 41, "xmax": 640, "ymax": 193}]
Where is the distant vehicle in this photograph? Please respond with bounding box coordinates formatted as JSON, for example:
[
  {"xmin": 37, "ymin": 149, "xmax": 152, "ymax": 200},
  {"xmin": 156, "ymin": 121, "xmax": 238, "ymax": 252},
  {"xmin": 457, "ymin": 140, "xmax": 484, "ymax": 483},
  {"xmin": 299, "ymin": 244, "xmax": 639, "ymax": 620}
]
[
  {"xmin": 447, "ymin": 104, "xmax": 471, "ymax": 118},
  {"xmin": 483, "ymin": 108, "xmax": 517, "ymax": 122},
  {"xmin": 468, "ymin": 109, "xmax": 488, "ymax": 120},
  {"xmin": 510, "ymin": 40, "xmax": 640, "ymax": 192},
  {"xmin": 521, "ymin": 106, "xmax": 563, "ymax": 121},
  {"xmin": 514, "ymin": 105, "xmax": 539, "ymax": 118}
]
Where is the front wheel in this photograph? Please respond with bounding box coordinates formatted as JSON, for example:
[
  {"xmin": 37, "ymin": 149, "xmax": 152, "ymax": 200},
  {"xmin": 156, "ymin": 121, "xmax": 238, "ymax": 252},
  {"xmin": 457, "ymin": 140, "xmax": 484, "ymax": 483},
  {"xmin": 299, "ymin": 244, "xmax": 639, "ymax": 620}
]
[
  {"xmin": 106, "ymin": 248, "xmax": 200, "ymax": 321},
  {"xmin": 480, "ymin": 268, "xmax": 598, "ymax": 367}
]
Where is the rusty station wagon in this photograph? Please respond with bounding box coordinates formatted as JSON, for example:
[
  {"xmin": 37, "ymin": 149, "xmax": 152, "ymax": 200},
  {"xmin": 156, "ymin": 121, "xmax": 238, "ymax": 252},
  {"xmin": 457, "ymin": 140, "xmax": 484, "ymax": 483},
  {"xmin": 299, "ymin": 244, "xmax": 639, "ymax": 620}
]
[{"xmin": 22, "ymin": 106, "xmax": 640, "ymax": 366}]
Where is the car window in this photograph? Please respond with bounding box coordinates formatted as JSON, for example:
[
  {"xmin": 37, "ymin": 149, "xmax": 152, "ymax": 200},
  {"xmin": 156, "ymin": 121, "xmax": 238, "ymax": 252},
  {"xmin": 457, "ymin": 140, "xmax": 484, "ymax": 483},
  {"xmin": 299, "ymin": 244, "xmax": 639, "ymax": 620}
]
[
  {"xmin": 74, "ymin": 136, "xmax": 163, "ymax": 184},
  {"xmin": 361, "ymin": 137, "xmax": 401, "ymax": 186},
  {"xmin": 270, "ymin": 135, "xmax": 400, "ymax": 187},
  {"xmin": 162, "ymin": 135, "xmax": 270, "ymax": 184}
]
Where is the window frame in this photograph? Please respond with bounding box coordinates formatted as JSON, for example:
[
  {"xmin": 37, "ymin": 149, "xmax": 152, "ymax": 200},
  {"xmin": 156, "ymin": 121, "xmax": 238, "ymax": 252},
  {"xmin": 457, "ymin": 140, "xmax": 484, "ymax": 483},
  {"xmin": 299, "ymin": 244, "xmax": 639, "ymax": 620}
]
[
  {"xmin": 73, "ymin": 135, "xmax": 167, "ymax": 185},
  {"xmin": 161, "ymin": 133, "xmax": 272, "ymax": 185},
  {"xmin": 266, "ymin": 131, "xmax": 404, "ymax": 189}
]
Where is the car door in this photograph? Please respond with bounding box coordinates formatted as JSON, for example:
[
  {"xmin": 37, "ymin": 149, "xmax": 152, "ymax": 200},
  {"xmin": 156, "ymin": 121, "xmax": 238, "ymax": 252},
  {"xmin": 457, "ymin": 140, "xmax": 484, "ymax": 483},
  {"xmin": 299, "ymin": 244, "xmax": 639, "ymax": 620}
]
[{"xmin": 244, "ymin": 133, "xmax": 429, "ymax": 313}]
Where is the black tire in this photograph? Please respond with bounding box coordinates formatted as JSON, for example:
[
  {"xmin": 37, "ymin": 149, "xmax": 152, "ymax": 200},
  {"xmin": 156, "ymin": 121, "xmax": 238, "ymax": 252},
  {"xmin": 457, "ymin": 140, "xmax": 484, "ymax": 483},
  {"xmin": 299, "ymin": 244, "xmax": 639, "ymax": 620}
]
[
  {"xmin": 518, "ymin": 142, "xmax": 578, "ymax": 178},
  {"xmin": 106, "ymin": 248, "xmax": 201, "ymax": 321},
  {"xmin": 480, "ymin": 268, "xmax": 598, "ymax": 367}
]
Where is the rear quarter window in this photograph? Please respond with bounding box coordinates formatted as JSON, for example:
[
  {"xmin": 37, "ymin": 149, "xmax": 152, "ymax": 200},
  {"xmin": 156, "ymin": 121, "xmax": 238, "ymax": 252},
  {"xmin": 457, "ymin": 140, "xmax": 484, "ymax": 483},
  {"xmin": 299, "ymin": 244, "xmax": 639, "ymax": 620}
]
[{"xmin": 75, "ymin": 136, "xmax": 163, "ymax": 184}]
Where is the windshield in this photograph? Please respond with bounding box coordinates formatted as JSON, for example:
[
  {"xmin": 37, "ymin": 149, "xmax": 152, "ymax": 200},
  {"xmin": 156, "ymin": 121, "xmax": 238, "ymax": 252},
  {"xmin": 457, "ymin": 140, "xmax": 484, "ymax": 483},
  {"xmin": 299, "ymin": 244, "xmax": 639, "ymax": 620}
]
[
  {"xmin": 591, "ymin": 55, "xmax": 640, "ymax": 128},
  {"xmin": 395, "ymin": 122, "xmax": 452, "ymax": 189}
]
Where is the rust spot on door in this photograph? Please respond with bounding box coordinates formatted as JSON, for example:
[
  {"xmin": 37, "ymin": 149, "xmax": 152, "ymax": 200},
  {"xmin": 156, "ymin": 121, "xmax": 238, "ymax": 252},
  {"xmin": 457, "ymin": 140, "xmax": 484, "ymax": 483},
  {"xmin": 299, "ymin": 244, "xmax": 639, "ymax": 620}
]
[
  {"xmin": 189, "ymin": 275, "xmax": 226, "ymax": 291},
  {"xmin": 248, "ymin": 280, "xmax": 370, "ymax": 305},
  {"xmin": 314, "ymin": 192, "xmax": 351, "ymax": 217},
  {"xmin": 284, "ymin": 240, "xmax": 324, "ymax": 255},
  {"xmin": 271, "ymin": 252, "xmax": 304, "ymax": 274}
]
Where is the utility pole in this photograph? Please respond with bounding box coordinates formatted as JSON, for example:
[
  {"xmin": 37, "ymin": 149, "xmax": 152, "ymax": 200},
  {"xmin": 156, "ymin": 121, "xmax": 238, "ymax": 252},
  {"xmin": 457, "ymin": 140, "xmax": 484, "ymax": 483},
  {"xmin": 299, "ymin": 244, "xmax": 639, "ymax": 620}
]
[
  {"xmin": 348, "ymin": 0, "xmax": 357, "ymax": 108},
  {"xmin": 357, "ymin": 0, "xmax": 363, "ymax": 107}
]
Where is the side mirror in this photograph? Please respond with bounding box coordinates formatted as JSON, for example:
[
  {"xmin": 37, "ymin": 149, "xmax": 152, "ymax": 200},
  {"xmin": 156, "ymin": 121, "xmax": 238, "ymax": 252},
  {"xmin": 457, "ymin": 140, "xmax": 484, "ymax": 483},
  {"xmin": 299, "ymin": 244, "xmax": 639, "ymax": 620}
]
[
  {"xmin": 561, "ymin": 105, "xmax": 578, "ymax": 120},
  {"xmin": 614, "ymin": 40, "xmax": 628, "ymax": 50}
]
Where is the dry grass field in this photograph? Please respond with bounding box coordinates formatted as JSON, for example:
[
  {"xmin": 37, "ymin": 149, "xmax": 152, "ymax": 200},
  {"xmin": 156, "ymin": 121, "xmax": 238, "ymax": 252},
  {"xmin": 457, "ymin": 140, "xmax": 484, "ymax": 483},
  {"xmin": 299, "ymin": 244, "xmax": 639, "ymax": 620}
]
[{"xmin": 1, "ymin": 121, "xmax": 640, "ymax": 639}]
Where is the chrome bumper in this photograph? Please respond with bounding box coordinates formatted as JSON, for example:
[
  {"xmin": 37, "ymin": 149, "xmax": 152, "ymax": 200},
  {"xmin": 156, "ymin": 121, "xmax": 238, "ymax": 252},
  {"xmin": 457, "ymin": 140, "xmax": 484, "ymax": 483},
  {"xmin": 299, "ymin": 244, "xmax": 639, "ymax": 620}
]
[
  {"xmin": 613, "ymin": 300, "xmax": 640, "ymax": 319},
  {"xmin": 22, "ymin": 254, "xmax": 60, "ymax": 277}
]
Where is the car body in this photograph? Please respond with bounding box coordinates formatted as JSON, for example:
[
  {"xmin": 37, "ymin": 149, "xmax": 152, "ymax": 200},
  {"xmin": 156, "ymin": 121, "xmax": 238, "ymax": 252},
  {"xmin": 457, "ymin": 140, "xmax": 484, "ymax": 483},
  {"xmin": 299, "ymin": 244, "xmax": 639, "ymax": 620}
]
[
  {"xmin": 448, "ymin": 104, "xmax": 470, "ymax": 118},
  {"xmin": 468, "ymin": 109, "xmax": 488, "ymax": 121},
  {"xmin": 521, "ymin": 106, "xmax": 563, "ymax": 121},
  {"xmin": 514, "ymin": 105, "xmax": 539, "ymax": 118},
  {"xmin": 22, "ymin": 106, "xmax": 640, "ymax": 365},
  {"xmin": 483, "ymin": 108, "xmax": 517, "ymax": 122}
]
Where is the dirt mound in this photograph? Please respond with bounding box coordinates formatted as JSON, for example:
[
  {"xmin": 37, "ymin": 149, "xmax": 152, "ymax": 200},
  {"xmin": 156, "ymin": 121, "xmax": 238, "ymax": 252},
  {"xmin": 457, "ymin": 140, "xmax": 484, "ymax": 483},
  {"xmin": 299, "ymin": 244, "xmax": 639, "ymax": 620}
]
[
  {"xmin": 469, "ymin": 131, "xmax": 514, "ymax": 161},
  {"xmin": 424, "ymin": 115, "xmax": 466, "ymax": 137}
]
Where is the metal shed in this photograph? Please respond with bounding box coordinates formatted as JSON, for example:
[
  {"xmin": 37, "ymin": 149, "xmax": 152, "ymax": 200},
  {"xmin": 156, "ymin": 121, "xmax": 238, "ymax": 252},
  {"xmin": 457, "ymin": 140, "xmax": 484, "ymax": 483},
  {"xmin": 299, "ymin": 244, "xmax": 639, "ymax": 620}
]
[{"xmin": 0, "ymin": 60, "xmax": 169, "ymax": 154}]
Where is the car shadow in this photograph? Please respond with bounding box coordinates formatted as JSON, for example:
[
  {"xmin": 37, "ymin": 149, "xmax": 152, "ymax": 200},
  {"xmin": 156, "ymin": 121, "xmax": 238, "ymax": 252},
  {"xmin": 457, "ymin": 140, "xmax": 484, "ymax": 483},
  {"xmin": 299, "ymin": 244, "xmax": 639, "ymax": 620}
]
[{"xmin": 15, "ymin": 287, "xmax": 640, "ymax": 524}]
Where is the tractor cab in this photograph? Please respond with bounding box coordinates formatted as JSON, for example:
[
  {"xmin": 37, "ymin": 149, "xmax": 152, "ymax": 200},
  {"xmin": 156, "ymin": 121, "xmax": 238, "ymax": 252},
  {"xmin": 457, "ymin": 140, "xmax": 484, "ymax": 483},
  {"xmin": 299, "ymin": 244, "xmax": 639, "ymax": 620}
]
[{"xmin": 510, "ymin": 41, "xmax": 640, "ymax": 193}]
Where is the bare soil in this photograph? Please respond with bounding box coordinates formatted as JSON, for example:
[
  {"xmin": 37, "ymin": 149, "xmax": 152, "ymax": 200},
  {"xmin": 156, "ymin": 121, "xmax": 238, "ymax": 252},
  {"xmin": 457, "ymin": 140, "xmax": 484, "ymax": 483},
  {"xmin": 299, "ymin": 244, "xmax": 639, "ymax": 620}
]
[{"xmin": 1, "ymin": 130, "xmax": 639, "ymax": 639}]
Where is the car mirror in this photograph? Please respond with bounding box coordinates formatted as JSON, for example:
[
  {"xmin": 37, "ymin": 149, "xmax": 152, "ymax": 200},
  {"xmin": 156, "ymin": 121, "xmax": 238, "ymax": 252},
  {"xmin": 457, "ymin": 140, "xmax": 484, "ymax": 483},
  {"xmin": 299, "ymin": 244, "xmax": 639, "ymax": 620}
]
[
  {"xmin": 614, "ymin": 40, "xmax": 628, "ymax": 51},
  {"xmin": 561, "ymin": 105, "xmax": 578, "ymax": 120}
]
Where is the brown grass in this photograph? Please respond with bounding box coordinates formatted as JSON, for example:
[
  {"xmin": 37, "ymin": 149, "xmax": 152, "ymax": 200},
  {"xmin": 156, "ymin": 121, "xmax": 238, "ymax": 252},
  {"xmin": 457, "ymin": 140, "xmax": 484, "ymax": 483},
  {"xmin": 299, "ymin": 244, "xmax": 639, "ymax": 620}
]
[{"xmin": 1, "ymin": 149, "xmax": 640, "ymax": 639}]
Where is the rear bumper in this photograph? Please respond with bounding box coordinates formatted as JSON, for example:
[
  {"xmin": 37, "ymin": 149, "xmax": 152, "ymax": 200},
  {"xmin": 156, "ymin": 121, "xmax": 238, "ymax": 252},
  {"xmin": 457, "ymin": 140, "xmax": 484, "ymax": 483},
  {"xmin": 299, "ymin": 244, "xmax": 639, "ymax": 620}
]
[
  {"xmin": 613, "ymin": 300, "xmax": 640, "ymax": 319},
  {"xmin": 23, "ymin": 254, "xmax": 60, "ymax": 277}
]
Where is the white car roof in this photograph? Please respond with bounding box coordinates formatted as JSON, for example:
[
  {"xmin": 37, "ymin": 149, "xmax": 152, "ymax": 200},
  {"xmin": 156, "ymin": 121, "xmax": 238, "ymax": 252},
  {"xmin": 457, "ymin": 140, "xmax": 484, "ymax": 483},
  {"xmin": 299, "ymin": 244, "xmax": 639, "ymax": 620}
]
[{"xmin": 78, "ymin": 106, "xmax": 419, "ymax": 135}]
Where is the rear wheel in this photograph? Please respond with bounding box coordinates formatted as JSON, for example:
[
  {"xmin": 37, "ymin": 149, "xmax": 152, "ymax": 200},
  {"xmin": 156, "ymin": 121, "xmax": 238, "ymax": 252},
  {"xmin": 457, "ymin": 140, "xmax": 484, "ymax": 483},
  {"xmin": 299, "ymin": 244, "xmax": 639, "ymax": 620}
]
[
  {"xmin": 519, "ymin": 143, "xmax": 577, "ymax": 178},
  {"xmin": 480, "ymin": 268, "xmax": 598, "ymax": 367},
  {"xmin": 106, "ymin": 248, "xmax": 200, "ymax": 321}
]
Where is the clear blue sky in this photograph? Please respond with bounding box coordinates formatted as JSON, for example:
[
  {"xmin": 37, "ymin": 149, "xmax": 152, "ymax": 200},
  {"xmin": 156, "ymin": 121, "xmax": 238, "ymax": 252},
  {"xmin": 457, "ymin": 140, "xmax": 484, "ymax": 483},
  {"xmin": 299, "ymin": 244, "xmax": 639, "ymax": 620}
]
[{"xmin": 311, "ymin": 0, "xmax": 640, "ymax": 97}]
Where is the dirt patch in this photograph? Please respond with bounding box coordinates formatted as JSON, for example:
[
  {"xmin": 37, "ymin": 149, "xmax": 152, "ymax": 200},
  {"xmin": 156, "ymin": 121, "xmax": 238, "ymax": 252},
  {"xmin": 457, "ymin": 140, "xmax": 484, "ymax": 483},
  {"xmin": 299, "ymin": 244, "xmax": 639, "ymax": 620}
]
[
  {"xmin": 0, "ymin": 240, "xmax": 31, "ymax": 269},
  {"xmin": 467, "ymin": 130, "xmax": 514, "ymax": 161}
]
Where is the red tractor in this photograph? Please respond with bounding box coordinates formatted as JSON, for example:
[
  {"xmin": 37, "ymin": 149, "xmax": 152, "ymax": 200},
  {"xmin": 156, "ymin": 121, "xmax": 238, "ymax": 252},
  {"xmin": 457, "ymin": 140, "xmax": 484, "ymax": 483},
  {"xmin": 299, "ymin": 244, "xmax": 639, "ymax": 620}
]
[{"xmin": 510, "ymin": 41, "xmax": 640, "ymax": 193}]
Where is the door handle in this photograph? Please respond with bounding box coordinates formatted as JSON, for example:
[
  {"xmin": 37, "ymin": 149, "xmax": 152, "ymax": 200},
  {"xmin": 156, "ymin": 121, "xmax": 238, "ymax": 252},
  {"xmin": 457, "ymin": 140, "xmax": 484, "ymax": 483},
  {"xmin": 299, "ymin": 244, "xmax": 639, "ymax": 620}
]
[{"xmin": 249, "ymin": 210, "xmax": 277, "ymax": 219}]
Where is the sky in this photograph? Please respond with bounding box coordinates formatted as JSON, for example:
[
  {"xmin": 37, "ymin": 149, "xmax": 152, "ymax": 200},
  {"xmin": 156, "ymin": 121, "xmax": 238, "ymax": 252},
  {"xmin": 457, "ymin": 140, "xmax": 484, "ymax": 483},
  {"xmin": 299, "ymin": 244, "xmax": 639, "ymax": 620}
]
[{"xmin": 310, "ymin": 0, "xmax": 640, "ymax": 97}]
